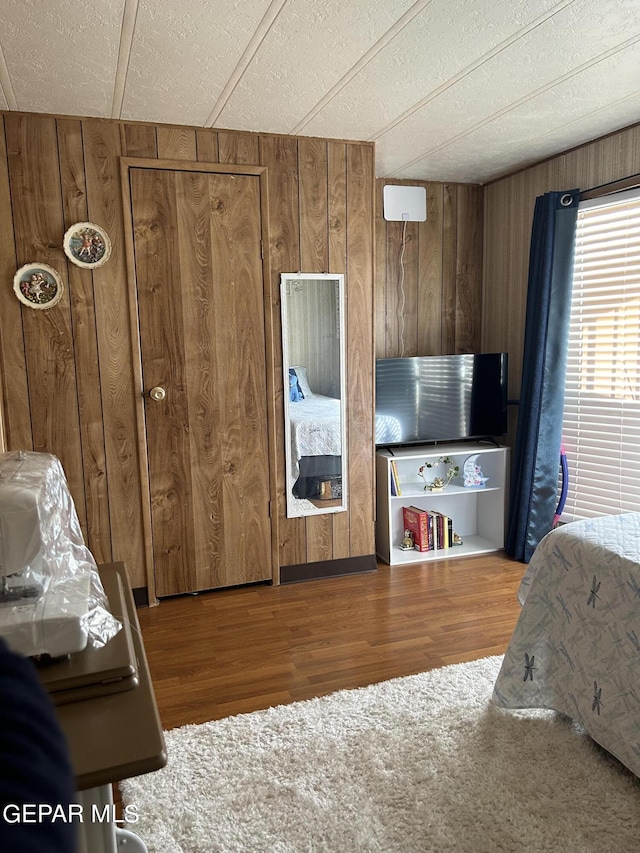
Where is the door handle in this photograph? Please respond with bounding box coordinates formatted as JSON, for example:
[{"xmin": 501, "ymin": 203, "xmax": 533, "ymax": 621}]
[{"xmin": 148, "ymin": 386, "xmax": 166, "ymax": 402}]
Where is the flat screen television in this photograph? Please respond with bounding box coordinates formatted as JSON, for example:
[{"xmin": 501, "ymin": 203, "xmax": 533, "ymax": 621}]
[{"xmin": 375, "ymin": 353, "xmax": 508, "ymax": 447}]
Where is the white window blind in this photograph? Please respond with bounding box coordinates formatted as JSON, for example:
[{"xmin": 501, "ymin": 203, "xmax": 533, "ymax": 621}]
[{"xmin": 560, "ymin": 187, "xmax": 640, "ymax": 521}]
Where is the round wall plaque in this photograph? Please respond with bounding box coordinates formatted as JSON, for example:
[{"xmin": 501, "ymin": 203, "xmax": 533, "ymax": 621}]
[
  {"xmin": 13, "ymin": 263, "xmax": 64, "ymax": 310},
  {"xmin": 63, "ymin": 221, "xmax": 111, "ymax": 268}
]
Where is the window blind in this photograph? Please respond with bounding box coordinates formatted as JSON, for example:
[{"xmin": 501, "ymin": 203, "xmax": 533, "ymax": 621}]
[{"xmin": 560, "ymin": 187, "xmax": 640, "ymax": 521}]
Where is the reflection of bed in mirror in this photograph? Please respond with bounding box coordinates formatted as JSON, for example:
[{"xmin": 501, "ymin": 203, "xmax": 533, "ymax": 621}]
[
  {"xmin": 288, "ymin": 366, "xmax": 342, "ymax": 503},
  {"xmin": 281, "ymin": 273, "xmax": 347, "ymax": 518}
]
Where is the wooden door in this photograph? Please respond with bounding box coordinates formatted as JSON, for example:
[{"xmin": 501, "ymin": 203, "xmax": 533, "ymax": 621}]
[{"xmin": 130, "ymin": 167, "xmax": 271, "ymax": 596}]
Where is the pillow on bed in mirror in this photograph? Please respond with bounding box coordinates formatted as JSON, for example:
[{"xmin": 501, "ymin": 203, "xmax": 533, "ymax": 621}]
[
  {"xmin": 291, "ymin": 366, "xmax": 313, "ymax": 398},
  {"xmin": 289, "ymin": 369, "xmax": 304, "ymax": 402}
]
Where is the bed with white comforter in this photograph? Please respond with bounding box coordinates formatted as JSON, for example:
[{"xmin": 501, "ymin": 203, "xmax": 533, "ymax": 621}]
[
  {"xmin": 289, "ymin": 394, "xmax": 341, "ymax": 472},
  {"xmin": 493, "ymin": 512, "xmax": 640, "ymax": 777}
]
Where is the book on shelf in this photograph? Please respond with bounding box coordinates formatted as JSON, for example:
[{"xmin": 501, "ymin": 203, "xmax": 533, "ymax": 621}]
[
  {"xmin": 402, "ymin": 506, "xmax": 433, "ymax": 552},
  {"xmin": 400, "ymin": 507, "xmax": 456, "ymax": 551},
  {"xmin": 427, "ymin": 510, "xmax": 451, "ymax": 549},
  {"xmin": 390, "ymin": 460, "xmax": 402, "ymax": 496}
]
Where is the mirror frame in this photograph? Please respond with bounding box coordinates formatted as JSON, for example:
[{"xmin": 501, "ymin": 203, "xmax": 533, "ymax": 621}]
[{"xmin": 280, "ymin": 273, "xmax": 348, "ymax": 518}]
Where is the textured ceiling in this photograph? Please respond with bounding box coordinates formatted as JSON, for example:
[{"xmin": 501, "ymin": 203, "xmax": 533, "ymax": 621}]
[{"xmin": 1, "ymin": 0, "xmax": 639, "ymax": 183}]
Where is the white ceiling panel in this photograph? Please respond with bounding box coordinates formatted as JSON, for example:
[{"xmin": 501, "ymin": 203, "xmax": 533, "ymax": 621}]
[
  {"xmin": 121, "ymin": 0, "xmax": 275, "ymax": 125},
  {"xmin": 215, "ymin": 0, "xmax": 418, "ymax": 134},
  {"xmin": 0, "ymin": 0, "xmax": 638, "ymax": 183},
  {"xmin": 397, "ymin": 89, "xmax": 640, "ymax": 185},
  {"xmin": 0, "ymin": 0, "xmax": 123, "ymax": 118},
  {"xmin": 0, "ymin": 81, "xmax": 9, "ymax": 112},
  {"xmin": 395, "ymin": 47, "xmax": 640, "ymax": 182},
  {"xmin": 374, "ymin": 1, "xmax": 640, "ymax": 177},
  {"xmin": 300, "ymin": 0, "xmax": 564, "ymax": 141}
]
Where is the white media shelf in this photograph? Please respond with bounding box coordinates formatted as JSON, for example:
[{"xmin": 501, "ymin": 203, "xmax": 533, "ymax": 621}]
[{"xmin": 375, "ymin": 443, "xmax": 508, "ymax": 565}]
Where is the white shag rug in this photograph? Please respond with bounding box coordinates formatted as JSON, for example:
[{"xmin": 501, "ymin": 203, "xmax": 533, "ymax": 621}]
[{"xmin": 120, "ymin": 656, "xmax": 640, "ymax": 852}]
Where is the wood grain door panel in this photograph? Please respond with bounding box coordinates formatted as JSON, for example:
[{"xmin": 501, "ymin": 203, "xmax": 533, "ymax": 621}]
[{"xmin": 130, "ymin": 167, "xmax": 271, "ymax": 596}]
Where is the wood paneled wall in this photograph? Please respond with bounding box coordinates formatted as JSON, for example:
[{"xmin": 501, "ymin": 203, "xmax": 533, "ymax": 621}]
[
  {"xmin": 0, "ymin": 112, "xmax": 375, "ymax": 591},
  {"xmin": 374, "ymin": 178, "xmax": 483, "ymax": 358},
  {"xmin": 483, "ymin": 122, "xmax": 640, "ymax": 412}
]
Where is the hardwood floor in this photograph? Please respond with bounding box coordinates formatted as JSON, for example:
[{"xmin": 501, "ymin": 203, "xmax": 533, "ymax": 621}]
[{"xmin": 135, "ymin": 552, "xmax": 525, "ymax": 731}]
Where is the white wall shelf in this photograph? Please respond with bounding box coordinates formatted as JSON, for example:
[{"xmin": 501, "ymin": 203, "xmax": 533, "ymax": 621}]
[{"xmin": 375, "ymin": 443, "xmax": 508, "ymax": 565}]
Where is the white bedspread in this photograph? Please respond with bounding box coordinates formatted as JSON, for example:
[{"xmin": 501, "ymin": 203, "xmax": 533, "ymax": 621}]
[
  {"xmin": 493, "ymin": 512, "xmax": 640, "ymax": 777},
  {"xmin": 289, "ymin": 394, "xmax": 341, "ymax": 462}
]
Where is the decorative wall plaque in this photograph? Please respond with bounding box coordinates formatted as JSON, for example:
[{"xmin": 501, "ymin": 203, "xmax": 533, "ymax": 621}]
[
  {"xmin": 63, "ymin": 221, "xmax": 111, "ymax": 268},
  {"xmin": 13, "ymin": 263, "xmax": 64, "ymax": 310}
]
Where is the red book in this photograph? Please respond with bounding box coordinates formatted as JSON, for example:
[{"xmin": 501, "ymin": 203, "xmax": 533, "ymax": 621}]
[{"xmin": 402, "ymin": 506, "xmax": 433, "ymax": 552}]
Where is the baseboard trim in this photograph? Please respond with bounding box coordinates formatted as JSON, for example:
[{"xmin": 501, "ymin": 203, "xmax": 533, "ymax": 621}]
[{"xmin": 280, "ymin": 554, "xmax": 377, "ymax": 584}]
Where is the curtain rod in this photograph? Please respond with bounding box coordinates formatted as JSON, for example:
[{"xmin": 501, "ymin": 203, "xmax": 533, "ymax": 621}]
[{"xmin": 580, "ymin": 171, "xmax": 640, "ymax": 201}]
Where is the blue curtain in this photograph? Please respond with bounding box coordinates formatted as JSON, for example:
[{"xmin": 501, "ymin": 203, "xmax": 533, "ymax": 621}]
[{"xmin": 506, "ymin": 190, "xmax": 579, "ymax": 562}]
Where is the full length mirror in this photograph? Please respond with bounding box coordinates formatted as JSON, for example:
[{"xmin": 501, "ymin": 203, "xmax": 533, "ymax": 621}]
[{"xmin": 281, "ymin": 273, "xmax": 347, "ymax": 518}]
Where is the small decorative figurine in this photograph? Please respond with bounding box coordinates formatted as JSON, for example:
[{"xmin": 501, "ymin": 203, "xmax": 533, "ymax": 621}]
[
  {"xmin": 452, "ymin": 532, "xmax": 463, "ymax": 546},
  {"xmin": 463, "ymin": 454, "xmax": 489, "ymax": 488},
  {"xmin": 400, "ymin": 529, "xmax": 415, "ymax": 550},
  {"xmin": 418, "ymin": 456, "xmax": 460, "ymax": 491}
]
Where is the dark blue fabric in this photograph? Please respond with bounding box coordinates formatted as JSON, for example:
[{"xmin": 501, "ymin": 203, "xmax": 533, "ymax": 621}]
[
  {"xmin": 0, "ymin": 637, "xmax": 77, "ymax": 852},
  {"xmin": 506, "ymin": 190, "xmax": 579, "ymax": 562}
]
